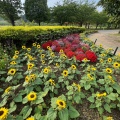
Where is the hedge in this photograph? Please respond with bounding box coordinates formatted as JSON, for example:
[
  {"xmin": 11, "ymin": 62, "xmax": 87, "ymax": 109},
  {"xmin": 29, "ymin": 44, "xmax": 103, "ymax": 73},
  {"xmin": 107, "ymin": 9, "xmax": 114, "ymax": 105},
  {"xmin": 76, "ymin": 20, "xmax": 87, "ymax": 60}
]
[{"xmin": 0, "ymin": 26, "xmax": 85, "ymax": 46}]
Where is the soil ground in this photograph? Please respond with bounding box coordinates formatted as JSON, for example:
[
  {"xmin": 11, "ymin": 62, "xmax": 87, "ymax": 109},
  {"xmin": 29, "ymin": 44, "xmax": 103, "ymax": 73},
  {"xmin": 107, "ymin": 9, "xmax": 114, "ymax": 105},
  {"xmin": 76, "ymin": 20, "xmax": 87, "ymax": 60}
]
[{"xmin": 88, "ymin": 30, "xmax": 120, "ymax": 55}]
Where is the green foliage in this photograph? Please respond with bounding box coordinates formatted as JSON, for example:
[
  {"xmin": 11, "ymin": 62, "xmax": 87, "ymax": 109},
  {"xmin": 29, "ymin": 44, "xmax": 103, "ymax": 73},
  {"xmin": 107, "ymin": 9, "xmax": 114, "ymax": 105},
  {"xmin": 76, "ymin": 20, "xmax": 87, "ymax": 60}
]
[
  {"xmin": 25, "ymin": 0, "xmax": 49, "ymax": 25},
  {"xmin": 0, "ymin": 43, "xmax": 9, "ymax": 70},
  {"xmin": 0, "ymin": 26, "xmax": 85, "ymax": 47},
  {"xmin": 98, "ymin": 0, "xmax": 120, "ymax": 24},
  {"xmin": 0, "ymin": 0, "xmax": 22, "ymax": 26}
]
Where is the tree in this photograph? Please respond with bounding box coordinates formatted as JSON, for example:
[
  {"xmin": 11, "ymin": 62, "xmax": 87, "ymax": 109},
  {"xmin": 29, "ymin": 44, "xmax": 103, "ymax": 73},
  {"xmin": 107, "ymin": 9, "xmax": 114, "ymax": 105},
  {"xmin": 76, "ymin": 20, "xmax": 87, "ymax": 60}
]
[
  {"xmin": 98, "ymin": 0, "xmax": 120, "ymax": 25},
  {"xmin": 76, "ymin": 1, "xmax": 96, "ymax": 27},
  {"xmin": 91, "ymin": 11, "xmax": 108, "ymax": 29},
  {"xmin": 24, "ymin": 0, "xmax": 48, "ymax": 25},
  {"xmin": 0, "ymin": 0, "xmax": 22, "ymax": 26},
  {"xmin": 51, "ymin": 1, "xmax": 78, "ymax": 25}
]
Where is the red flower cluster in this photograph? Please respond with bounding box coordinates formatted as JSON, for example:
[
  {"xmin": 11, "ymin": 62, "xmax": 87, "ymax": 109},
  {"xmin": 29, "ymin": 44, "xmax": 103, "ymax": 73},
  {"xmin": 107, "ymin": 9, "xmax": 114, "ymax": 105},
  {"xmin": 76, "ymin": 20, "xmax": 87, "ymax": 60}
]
[
  {"xmin": 85, "ymin": 50, "xmax": 97, "ymax": 62},
  {"xmin": 42, "ymin": 41, "xmax": 53, "ymax": 49},
  {"xmin": 41, "ymin": 34, "xmax": 97, "ymax": 63}
]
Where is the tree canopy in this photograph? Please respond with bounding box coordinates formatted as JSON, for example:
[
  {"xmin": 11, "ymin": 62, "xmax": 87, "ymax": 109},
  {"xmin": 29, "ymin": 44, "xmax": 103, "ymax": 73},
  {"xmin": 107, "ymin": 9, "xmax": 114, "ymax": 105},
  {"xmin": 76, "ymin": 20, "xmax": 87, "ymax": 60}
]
[
  {"xmin": 98, "ymin": 0, "xmax": 120, "ymax": 24},
  {"xmin": 0, "ymin": 0, "xmax": 22, "ymax": 26},
  {"xmin": 24, "ymin": 0, "xmax": 48, "ymax": 25}
]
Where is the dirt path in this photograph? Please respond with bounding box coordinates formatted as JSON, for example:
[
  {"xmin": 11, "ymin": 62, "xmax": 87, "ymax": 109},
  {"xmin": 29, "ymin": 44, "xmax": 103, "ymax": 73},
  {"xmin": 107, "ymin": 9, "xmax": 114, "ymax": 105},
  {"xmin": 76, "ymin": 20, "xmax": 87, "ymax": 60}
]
[{"xmin": 88, "ymin": 30, "xmax": 120, "ymax": 55}]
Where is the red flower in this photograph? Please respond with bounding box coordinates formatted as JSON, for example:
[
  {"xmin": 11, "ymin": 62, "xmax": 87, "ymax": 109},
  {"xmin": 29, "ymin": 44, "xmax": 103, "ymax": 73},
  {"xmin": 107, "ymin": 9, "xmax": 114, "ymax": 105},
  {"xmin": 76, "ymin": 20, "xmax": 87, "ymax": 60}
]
[
  {"xmin": 42, "ymin": 43, "xmax": 50, "ymax": 49},
  {"xmin": 66, "ymin": 51, "xmax": 75, "ymax": 58},
  {"xmin": 55, "ymin": 46, "xmax": 61, "ymax": 52},
  {"xmin": 75, "ymin": 53, "xmax": 86, "ymax": 62},
  {"xmin": 85, "ymin": 50, "xmax": 97, "ymax": 62}
]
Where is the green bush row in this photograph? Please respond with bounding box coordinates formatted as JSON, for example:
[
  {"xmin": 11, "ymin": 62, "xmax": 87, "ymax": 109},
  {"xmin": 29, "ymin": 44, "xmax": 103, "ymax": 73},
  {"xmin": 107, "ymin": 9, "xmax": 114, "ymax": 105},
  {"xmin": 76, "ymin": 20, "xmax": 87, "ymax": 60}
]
[{"xmin": 0, "ymin": 26, "xmax": 85, "ymax": 46}]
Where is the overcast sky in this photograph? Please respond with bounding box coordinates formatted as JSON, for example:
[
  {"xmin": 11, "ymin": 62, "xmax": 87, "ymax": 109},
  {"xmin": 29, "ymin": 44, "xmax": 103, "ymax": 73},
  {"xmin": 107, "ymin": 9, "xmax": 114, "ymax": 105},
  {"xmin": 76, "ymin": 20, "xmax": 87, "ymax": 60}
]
[{"xmin": 21, "ymin": 0, "xmax": 102, "ymax": 12}]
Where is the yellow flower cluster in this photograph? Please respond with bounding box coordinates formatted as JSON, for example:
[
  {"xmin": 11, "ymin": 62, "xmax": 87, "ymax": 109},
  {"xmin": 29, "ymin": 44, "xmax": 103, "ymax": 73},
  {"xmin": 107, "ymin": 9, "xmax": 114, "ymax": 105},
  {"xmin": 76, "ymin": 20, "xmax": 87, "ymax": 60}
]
[
  {"xmin": 25, "ymin": 74, "xmax": 36, "ymax": 83},
  {"xmin": 49, "ymin": 79, "xmax": 55, "ymax": 86},
  {"xmin": 96, "ymin": 92, "xmax": 107, "ymax": 97},
  {"xmin": 73, "ymin": 83, "xmax": 81, "ymax": 92}
]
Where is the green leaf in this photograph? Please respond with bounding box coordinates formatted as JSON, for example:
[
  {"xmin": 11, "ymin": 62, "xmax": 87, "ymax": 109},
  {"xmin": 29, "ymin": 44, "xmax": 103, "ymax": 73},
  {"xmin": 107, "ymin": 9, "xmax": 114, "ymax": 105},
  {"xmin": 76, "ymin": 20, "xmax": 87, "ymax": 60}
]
[
  {"xmin": 98, "ymin": 79, "xmax": 105, "ymax": 84},
  {"xmin": 0, "ymin": 96, "xmax": 8, "ymax": 107},
  {"xmin": 14, "ymin": 94, "xmax": 22, "ymax": 102},
  {"xmin": 98, "ymin": 107, "xmax": 104, "ymax": 115},
  {"xmin": 0, "ymin": 88, "xmax": 3, "ymax": 92},
  {"xmin": 107, "ymin": 93, "xmax": 116, "ymax": 101},
  {"xmin": 85, "ymin": 84, "xmax": 91, "ymax": 90},
  {"xmin": 68, "ymin": 106, "xmax": 80, "ymax": 118},
  {"xmin": 16, "ymin": 74, "xmax": 24, "ymax": 79},
  {"xmin": 104, "ymin": 103, "xmax": 111, "ymax": 113},
  {"xmin": 47, "ymin": 108, "xmax": 57, "ymax": 120},
  {"xmin": 23, "ymin": 107, "xmax": 32, "ymax": 119},
  {"xmin": 112, "ymin": 83, "xmax": 120, "ymax": 94},
  {"xmin": 9, "ymin": 102, "xmax": 17, "ymax": 113},
  {"xmin": 87, "ymin": 96, "xmax": 95, "ymax": 103},
  {"xmin": 6, "ymin": 76, "xmax": 13, "ymax": 82},
  {"xmin": 89, "ymin": 104, "xmax": 96, "ymax": 108},
  {"xmin": 58, "ymin": 108, "xmax": 68, "ymax": 120},
  {"xmin": 0, "ymin": 71, "xmax": 6, "ymax": 74},
  {"xmin": 15, "ymin": 116, "xmax": 23, "ymax": 120}
]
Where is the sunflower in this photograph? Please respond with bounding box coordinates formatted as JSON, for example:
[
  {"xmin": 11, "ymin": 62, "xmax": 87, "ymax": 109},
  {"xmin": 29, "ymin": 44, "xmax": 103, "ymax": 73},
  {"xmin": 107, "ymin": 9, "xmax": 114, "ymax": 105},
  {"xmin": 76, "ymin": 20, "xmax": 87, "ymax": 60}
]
[
  {"xmin": 91, "ymin": 67, "xmax": 96, "ymax": 71},
  {"xmin": 56, "ymin": 63, "xmax": 59, "ymax": 67},
  {"xmin": 41, "ymin": 54, "xmax": 45, "ymax": 58},
  {"xmin": 42, "ymin": 60, "xmax": 45, "ymax": 64},
  {"xmin": 62, "ymin": 70, "xmax": 68, "ymax": 77},
  {"xmin": 30, "ymin": 74, "xmax": 36, "ymax": 81},
  {"xmin": 73, "ymin": 83, "xmax": 81, "ymax": 92},
  {"xmin": 25, "ymin": 75, "xmax": 31, "ymax": 83},
  {"xmin": 8, "ymin": 68, "xmax": 16, "ymax": 75},
  {"xmin": 43, "ymin": 68, "xmax": 49, "ymax": 74},
  {"xmin": 106, "ymin": 116, "xmax": 113, "ymax": 120},
  {"xmin": 106, "ymin": 68, "xmax": 112, "ymax": 74},
  {"xmin": 5, "ymin": 87, "xmax": 11, "ymax": 94},
  {"xmin": 107, "ymin": 58, "xmax": 112, "ymax": 63},
  {"xmin": 59, "ymin": 49, "xmax": 64, "ymax": 54},
  {"xmin": 27, "ymin": 91, "xmax": 37, "ymax": 101},
  {"xmin": 27, "ymin": 48, "xmax": 31, "ymax": 51},
  {"xmin": 12, "ymin": 55, "xmax": 18, "ymax": 59},
  {"xmin": 26, "ymin": 116, "xmax": 35, "ymax": 120},
  {"xmin": 15, "ymin": 51, "xmax": 19, "ymax": 55},
  {"xmin": 32, "ymin": 43, "xmax": 36, "ymax": 46},
  {"xmin": 27, "ymin": 63, "xmax": 34, "ymax": 70},
  {"xmin": 50, "ymin": 52, "xmax": 55, "ymax": 57},
  {"xmin": 47, "ymin": 46, "xmax": 51, "ymax": 50},
  {"xmin": 49, "ymin": 79, "xmax": 55, "ymax": 86},
  {"xmin": 37, "ymin": 45, "xmax": 41, "ymax": 48},
  {"xmin": 71, "ymin": 65, "xmax": 76, "ymax": 70},
  {"xmin": 22, "ymin": 45, "xmax": 26, "ymax": 49},
  {"xmin": 10, "ymin": 61, "xmax": 16, "ymax": 65},
  {"xmin": 0, "ymin": 107, "xmax": 9, "ymax": 120},
  {"xmin": 87, "ymin": 74, "xmax": 94, "ymax": 80},
  {"xmin": 100, "ymin": 59, "xmax": 103, "ymax": 63},
  {"xmin": 113, "ymin": 62, "xmax": 120, "ymax": 68},
  {"xmin": 56, "ymin": 100, "xmax": 66, "ymax": 110},
  {"xmin": 82, "ymin": 58, "xmax": 89, "ymax": 62},
  {"xmin": 96, "ymin": 92, "xmax": 107, "ymax": 97}
]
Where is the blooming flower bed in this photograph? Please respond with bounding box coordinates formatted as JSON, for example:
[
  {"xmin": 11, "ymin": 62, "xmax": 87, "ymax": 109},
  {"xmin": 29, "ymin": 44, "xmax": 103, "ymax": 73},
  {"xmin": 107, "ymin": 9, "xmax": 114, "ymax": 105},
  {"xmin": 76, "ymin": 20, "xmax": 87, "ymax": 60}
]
[{"xmin": 0, "ymin": 33, "xmax": 120, "ymax": 120}]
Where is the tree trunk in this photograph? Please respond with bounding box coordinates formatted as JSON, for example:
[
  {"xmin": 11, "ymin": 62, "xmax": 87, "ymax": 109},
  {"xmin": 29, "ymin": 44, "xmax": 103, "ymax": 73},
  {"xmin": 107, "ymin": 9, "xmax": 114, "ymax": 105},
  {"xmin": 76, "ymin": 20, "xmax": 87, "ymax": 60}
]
[
  {"xmin": 38, "ymin": 21, "xmax": 41, "ymax": 26},
  {"xmin": 85, "ymin": 23, "xmax": 87, "ymax": 28},
  {"xmin": 11, "ymin": 19, "xmax": 15, "ymax": 26},
  {"xmin": 87, "ymin": 23, "xmax": 90, "ymax": 29},
  {"xmin": 79, "ymin": 22, "xmax": 83, "ymax": 27},
  {"xmin": 96, "ymin": 24, "xmax": 98, "ymax": 29}
]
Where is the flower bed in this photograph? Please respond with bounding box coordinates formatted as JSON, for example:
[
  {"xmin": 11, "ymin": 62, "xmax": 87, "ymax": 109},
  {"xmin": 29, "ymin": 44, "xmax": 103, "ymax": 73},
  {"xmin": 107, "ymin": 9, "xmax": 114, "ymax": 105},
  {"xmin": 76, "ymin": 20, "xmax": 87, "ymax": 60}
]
[{"xmin": 0, "ymin": 33, "xmax": 120, "ymax": 120}]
